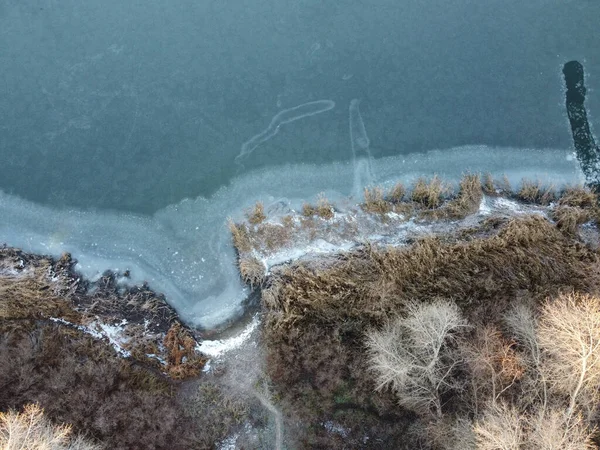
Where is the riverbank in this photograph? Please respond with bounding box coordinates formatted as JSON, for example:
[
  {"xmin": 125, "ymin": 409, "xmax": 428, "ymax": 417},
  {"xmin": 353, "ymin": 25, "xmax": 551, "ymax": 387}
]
[
  {"xmin": 227, "ymin": 175, "xmax": 600, "ymax": 448},
  {"xmin": 3, "ymin": 175, "xmax": 600, "ymax": 449}
]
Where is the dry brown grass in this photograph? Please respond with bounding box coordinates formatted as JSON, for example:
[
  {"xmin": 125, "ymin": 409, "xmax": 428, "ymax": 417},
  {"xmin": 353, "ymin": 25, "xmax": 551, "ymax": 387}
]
[
  {"xmin": 263, "ymin": 215, "xmax": 599, "ymax": 332},
  {"xmin": 411, "ymin": 176, "xmax": 448, "ymax": 208},
  {"xmin": 482, "ymin": 173, "xmax": 496, "ymax": 195},
  {"xmin": 228, "ymin": 220, "xmax": 252, "ymax": 253},
  {"xmin": 553, "ymin": 206, "xmax": 593, "ymax": 235},
  {"xmin": 316, "ymin": 194, "xmax": 334, "ymax": 220},
  {"xmin": 558, "ymin": 186, "xmax": 598, "ymax": 208},
  {"xmin": 387, "ymin": 183, "xmax": 406, "ymax": 203},
  {"xmin": 301, "ymin": 194, "xmax": 335, "ymax": 220},
  {"xmin": 362, "ymin": 187, "xmax": 392, "ymax": 215},
  {"xmin": 429, "ymin": 174, "xmax": 483, "ymax": 220},
  {"xmin": 180, "ymin": 382, "xmax": 249, "ymax": 448},
  {"xmin": 0, "ymin": 270, "xmax": 82, "ymax": 323},
  {"xmin": 163, "ymin": 323, "xmax": 206, "ymax": 380},
  {"xmin": 498, "ymin": 175, "xmax": 512, "ymax": 194},
  {"xmin": 238, "ymin": 256, "xmax": 266, "ymax": 287},
  {"xmin": 246, "ymin": 201, "xmax": 267, "ymax": 225},
  {"xmin": 253, "ymin": 223, "xmax": 291, "ymax": 251},
  {"xmin": 302, "ymin": 203, "xmax": 316, "ymax": 217},
  {"xmin": 282, "ymin": 215, "xmax": 294, "ymax": 228},
  {"xmin": 517, "ymin": 179, "xmax": 556, "ymax": 205}
]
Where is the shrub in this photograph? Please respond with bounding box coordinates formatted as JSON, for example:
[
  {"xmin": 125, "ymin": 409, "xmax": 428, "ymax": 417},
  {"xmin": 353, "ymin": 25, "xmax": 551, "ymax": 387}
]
[
  {"xmin": 228, "ymin": 220, "xmax": 252, "ymax": 253},
  {"xmin": 552, "ymin": 206, "xmax": 591, "ymax": 235},
  {"xmin": 238, "ymin": 256, "xmax": 266, "ymax": 287},
  {"xmin": 517, "ymin": 179, "xmax": 556, "ymax": 205},
  {"xmin": 442, "ymin": 174, "xmax": 483, "ymax": 219},
  {"xmin": 362, "ymin": 187, "xmax": 392, "ymax": 214},
  {"xmin": 387, "ymin": 183, "xmax": 406, "ymax": 203},
  {"xmin": 411, "ymin": 176, "xmax": 447, "ymax": 208},
  {"xmin": 163, "ymin": 323, "xmax": 206, "ymax": 379},
  {"xmin": 482, "ymin": 173, "xmax": 496, "ymax": 195},
  {"xmin": 247, "ymin": 202, "xmax": 267, "ymax": 225},
  {"xmin": 316, "ymin": 194, "xmax": 334, "ymax": 220},
  {"xmin": 558, "ymin": 187, "xmax": 598, "ymax": 208},
  {"xmin": 0, "ymin": 325, "xmax": 199, "ymax": 450},
  {"xmin": 537, "ymin": 292, "xmax": 600, "ymax": 418}
]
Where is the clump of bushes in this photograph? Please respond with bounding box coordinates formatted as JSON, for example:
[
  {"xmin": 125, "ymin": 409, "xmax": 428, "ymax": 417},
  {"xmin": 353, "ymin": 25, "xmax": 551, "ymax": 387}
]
[
  {"xmin": 365, "ymin": 292, "xmax": 600, "ymax": 449},
  {"xmin": 411, "ymin": 176, "xmax": 447, "ymax": 208},
  {"xmin": 362, "ymin": 187, "xmax": 392, "ymax": 214},
  {"xmin": 517, "ymin": 179, "xmax": 556, "ymax": 205},
  {"xmin": 302, "ymin": 194, "xmax": 335, "ymax": 220},
  {"xmin": 387, "ymin": 182, "xmax": 406, "ymax": 203},
  {"xmin": 163, "ymin": 322, "xmax": 206, "ymax": 379},
  {"xmin": 247, "ymin": 202, "xmax": 267, "ymax": 225},
  {"xmin": 228, "ymin": 220, "xmax": 252, "ymax": 253},
  {"xmin": 442, "ymin": 174, "xmax": 483, "ymax": 219},
  {"xmin": 263, "ymin": 215, "xmax": 596, "ymax": 331},
  {"xmin": 0, "ymin": 248, "xmax": 219, "ymax": 449},
  {"xmin": 238, "ymin": 256, "xmax": 266, "ymax": 287}
]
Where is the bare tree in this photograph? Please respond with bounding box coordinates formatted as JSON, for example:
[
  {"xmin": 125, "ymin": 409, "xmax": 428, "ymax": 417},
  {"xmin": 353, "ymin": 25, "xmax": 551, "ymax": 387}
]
[
  {"xmin": 503, "ymin": 302, "xmax": 547, "ymax": 411},
  {"xmin": 537, "ymin": 292, "xmax": 600, "ymax": 420},
  {"xmin": 463, "ymin": 325, "xmax": 524, "ymax": 412},
  {"xmin": 0, "ymin": 404, "xmax": 101, "ymax": 450},
  {"xmin": 472, "ymin": 402, "xmax": 524, "ymax": 450},
  {"xmin": 365, "ymin": 299, "xmax": 467, "ymax": 417},
  {"xmin": 527, "ymin": 408, "xmax": 596, "ymax": 450}
]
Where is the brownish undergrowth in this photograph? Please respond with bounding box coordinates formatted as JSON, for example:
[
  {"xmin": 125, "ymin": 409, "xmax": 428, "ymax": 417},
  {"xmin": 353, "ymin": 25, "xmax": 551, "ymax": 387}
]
[{"xmin": 259, "ymin": 210, "xmax": 600, "ymax": 447}]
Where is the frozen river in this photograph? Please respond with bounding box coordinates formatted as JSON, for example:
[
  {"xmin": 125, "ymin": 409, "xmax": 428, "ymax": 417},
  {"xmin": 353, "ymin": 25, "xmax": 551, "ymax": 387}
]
[{"xmin": 0, "ymin": 0, "xmax": 598, "ymax": 327}]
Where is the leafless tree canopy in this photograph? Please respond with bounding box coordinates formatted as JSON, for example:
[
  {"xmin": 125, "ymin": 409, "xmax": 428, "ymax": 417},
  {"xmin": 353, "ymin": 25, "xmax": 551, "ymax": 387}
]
[{"xmin": 366, "ymin": 299, "xmax": 467, "ymax": 417}]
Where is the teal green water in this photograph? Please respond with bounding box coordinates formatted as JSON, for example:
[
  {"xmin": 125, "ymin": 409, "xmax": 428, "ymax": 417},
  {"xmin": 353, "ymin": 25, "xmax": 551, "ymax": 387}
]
[{"xmin": 0, "ymin": 0, "xmax": 598, "ymax": 327}]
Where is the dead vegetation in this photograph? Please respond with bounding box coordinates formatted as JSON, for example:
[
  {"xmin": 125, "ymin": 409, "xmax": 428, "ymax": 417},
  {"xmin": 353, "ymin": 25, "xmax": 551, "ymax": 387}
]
[
  {"xmin": 0, "ymin": 403, "xmax": 101, "ymax": 450},
  {"xmin": 517, "ymin": 179, "xmax": 556, "ymax": 205},
  {"xmin": 259, "ymin": 208, "xmax": 600, "ymax": 447},
  {"xmin": 263, "ymin": 215, "xmax": 598, "ymax": 331},
  {"xmin": 362, "ymin": 187, "xmax": 392, "ymax": 214},
  {"xmin": 228, "ymin": 220, "xmax": 252, "ymax": 253},
  {"xmin": 411, "ymin": 176, "xmax": 448, "ymax": 208},
  {"xmin": 246, "ymin": 201, "xmax": 267, "ymax": 225},
  {"xmin": 238, "ymin": 256, "xmax": 266, "ymax": 287},
  {"xmin": 179, "ymin": 382, "xmax": 249, "ymax": 449},
  {"xmin": 482, "ymin": 173, "xmax": 496, "ymax": 195},
  {"xmin": 301, "ymin": 194, "xmax": 335, "ymax": 220},
  {"xmin": 0, "ymin": 247, "xmax": 219, "ymax": 449},
  {"xmin": 426, "ymin": 174, "xmax": 483, "ymax": 220},
  {"xmin": 163, "ymin": 323, "xmax": 206, "ymax": 380},
  {"xmin": 387, "ymin": 182, "xmax": 406, "ymax": 204}
]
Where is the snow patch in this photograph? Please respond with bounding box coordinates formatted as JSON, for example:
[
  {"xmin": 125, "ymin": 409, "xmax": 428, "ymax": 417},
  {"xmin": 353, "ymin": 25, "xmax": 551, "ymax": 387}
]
[
  {"xmin": 49, "ymin": 317, "xmax": 131, "ymax": 357},
  {"xmin": 198, "ymin": 314, "xmax": 260, "ymax": 358}
]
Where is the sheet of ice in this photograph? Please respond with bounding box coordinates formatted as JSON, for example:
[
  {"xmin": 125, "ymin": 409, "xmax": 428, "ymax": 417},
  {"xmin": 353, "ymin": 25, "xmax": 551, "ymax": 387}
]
[{"xmin": 0, "ymin": 145, "xmax": 584, "ymax": 328}]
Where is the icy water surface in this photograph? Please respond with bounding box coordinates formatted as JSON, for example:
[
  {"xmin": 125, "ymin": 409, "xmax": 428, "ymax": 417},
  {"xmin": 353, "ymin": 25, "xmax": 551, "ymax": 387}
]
[{"xmin": 0, "ymin": 0, "xmax": 598, "ymax": 327}]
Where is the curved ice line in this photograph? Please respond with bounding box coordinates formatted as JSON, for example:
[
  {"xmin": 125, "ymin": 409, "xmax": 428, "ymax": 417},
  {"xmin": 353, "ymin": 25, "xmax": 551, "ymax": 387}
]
[
  {"xmin": 236, "ymin": 100, "xmax": 335, "ymax": 162},
  {"xmin": 349, "ymin": 99, "xmax": 374, "ymax": 196},
  {"xmin": 349, "ymin": 99, "xmax": 371, "ymax": 158}
]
